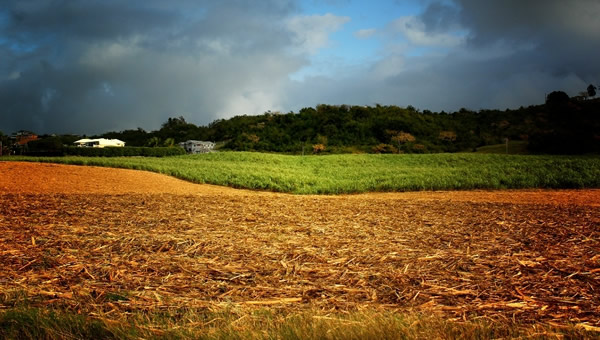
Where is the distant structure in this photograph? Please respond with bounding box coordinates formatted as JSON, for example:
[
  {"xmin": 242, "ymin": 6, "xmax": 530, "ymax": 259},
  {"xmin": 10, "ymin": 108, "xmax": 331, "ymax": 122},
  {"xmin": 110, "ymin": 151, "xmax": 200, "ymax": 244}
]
[
  {"xmin": 179, "ymin": 140, "xmax": 215, "ymax": 154},
  {"xmin": 13, "ymin": 131, "xmax": 38, "ymax": 146},
  {"xmin": 74, "ymin": 138, "xmax": 125, "ymax": 148},
  {"xmin": 7, "ymin": 131, "xmax": 39, "ymax": 155}
]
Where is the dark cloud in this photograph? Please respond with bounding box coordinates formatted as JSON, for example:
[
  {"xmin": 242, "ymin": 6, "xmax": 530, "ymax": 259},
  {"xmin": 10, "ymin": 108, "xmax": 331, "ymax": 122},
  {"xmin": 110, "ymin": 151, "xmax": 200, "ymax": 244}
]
[
  {"xmin": 455, "ymin": 0, "xmax": 600, "ymax": 81},
  {"xmin": 7, "ymin": 1, "xmax": 180, "ymax": 42},
  {"xmin": 1, "ymin": 0, "xmax": 598, "ymax": 135},
  {"xmin": 454, "ymin": 0, "xmax": 600, "ymax": 45},
  {"xmin": 0, "ymin": 0, "xmax": 302, "ymax": 134},
  {"xmin": 418, "ymin": 1, "xmax": 460, "ymax": 34},
  {"xmin": 283, "ymin": 0, "xmax": 599, "ymax": 113}
]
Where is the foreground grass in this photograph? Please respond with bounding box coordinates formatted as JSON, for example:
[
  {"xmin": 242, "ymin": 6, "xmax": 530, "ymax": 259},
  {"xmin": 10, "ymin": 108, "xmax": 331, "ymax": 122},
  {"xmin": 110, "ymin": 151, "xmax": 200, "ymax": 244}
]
[
  {"xmin": 4, "ymin": 152, "xmax": 600, "ymax": 194},
  {"xmin": 1, "ymin": 306, "xmax": 596, "ymax": 340}
]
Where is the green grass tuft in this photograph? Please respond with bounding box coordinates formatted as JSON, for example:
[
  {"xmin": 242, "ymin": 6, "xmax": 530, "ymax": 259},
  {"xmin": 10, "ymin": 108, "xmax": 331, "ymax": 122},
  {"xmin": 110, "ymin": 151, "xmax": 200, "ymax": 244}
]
[
  {"xmin": 1, "ymin": 291, "xmax": 597, "ymax": 339},
  {"xmin": 1, "ymin": 307, "xmax": 597, "ymax": 340},
  {"xmin": 0, "ymin": 308, "xmax": 123, "ymax": 340}
]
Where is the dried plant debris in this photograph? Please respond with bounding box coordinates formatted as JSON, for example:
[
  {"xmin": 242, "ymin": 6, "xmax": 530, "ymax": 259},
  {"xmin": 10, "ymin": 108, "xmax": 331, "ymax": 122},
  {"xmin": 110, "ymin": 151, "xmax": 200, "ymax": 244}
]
[{"xmin": 0, "ymin": 162, "xmax": 599, "ymax": 329}]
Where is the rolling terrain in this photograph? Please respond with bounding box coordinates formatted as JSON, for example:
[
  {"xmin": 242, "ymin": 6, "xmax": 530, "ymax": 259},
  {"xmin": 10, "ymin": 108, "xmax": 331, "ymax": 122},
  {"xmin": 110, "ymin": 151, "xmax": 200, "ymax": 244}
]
[{"xmin": 1, "ymin": 162, "xmax": 599, "ymax": 338}]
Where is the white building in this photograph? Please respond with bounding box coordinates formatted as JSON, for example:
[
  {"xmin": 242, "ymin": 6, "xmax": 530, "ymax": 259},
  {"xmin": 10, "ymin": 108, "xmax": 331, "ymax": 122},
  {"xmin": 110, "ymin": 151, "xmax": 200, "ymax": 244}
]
[
  {"xmin": 179, "ymin": 140, "xmax": 215, "ymax": 154},
  {"xmin": 74, "ymin": 138, "xmax": 125, "ymax": 148}
]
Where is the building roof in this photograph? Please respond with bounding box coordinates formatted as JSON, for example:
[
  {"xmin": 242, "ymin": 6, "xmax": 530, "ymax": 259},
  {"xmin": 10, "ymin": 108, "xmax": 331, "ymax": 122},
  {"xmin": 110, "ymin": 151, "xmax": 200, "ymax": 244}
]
[
  {"xmin": 180, "ymin": 140, "xmax": 214, "ymax": 144},
  {"xmin": 74, "ymin": 138, "xmax": 124, "ymax": 144}
]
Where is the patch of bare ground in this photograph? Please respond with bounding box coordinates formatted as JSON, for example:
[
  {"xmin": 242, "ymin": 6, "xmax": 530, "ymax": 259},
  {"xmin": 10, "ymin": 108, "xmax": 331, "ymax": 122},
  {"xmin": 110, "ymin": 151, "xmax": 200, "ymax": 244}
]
[{"xmin": 0, "ymin": 162, "xmax": 599, "ymax": 328}]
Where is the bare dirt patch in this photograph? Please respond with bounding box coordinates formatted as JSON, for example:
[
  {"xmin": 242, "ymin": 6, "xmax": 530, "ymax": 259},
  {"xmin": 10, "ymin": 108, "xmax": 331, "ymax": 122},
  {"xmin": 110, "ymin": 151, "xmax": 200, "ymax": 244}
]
[{"xmin": 1, "ymin": 162, "xmax": 599, "ymax": 326}]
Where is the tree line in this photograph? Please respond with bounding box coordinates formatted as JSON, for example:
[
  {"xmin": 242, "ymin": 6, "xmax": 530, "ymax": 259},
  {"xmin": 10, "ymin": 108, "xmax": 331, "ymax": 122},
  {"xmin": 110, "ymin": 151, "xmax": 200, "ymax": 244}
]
[
  {"xmin": 99, "ymin": 90, "xmax": 598, "ymax": 154},
  {"xmin": 4, "ymin": 88, "xmax": 599, "ymax": 155}
]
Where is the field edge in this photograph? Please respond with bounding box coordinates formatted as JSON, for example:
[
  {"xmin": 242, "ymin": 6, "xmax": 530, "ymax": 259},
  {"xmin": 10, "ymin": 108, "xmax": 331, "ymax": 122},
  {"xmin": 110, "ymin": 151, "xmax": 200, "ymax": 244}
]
[{"xmin": 2, "ymin": 152, "xmax": 600, "ymax": 194}]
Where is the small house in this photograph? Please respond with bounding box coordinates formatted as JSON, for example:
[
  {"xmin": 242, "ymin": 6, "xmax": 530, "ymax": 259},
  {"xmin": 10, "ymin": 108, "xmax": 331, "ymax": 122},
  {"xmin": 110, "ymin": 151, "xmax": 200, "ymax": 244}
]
[
  {"xmin": 179, "ymin": 140, "xmax": 215, "ymax": 154},
  {"xmin": 74, "ymin": 138, "xmax": 125, "ymax": 148},
  {"xmin": 7, "ymin": 131, "xmax": 39, "ymax": 155},
  {"xmin": 13, "ymin": 131, "xmax": 38, "ymax": 146}
]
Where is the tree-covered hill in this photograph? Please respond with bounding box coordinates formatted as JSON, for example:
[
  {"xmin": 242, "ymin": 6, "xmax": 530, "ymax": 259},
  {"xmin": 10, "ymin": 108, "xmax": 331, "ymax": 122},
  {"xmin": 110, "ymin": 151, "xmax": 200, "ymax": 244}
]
[
  {"xmin": 107, "ymin": 94, "xmax": 597, "ymax": 154},
  {"xmin": 11, "ymin": 93, "xmax": 600, "ymax": 155}
]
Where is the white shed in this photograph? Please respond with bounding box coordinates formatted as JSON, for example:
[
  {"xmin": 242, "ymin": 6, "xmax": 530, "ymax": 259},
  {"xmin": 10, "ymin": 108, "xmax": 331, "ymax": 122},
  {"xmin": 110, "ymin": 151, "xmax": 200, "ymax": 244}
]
[
  {"xmin": 74, "ymin": 138, "xmax": 125, "ymax": 148},
  {"xmin": 179, "ymin": 140, "xmax": 215, "ymax": 154}
]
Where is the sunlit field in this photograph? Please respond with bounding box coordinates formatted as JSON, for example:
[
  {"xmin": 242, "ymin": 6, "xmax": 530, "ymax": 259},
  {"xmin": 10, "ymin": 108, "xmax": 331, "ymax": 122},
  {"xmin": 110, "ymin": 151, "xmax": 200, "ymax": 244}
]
[
  {"xmin": 5, "ymin": 152, "xmax": 600, "ymax": 194},
  {"xmin": 2, "ymin": 160, "xmax": 600, "ymax": 339}
]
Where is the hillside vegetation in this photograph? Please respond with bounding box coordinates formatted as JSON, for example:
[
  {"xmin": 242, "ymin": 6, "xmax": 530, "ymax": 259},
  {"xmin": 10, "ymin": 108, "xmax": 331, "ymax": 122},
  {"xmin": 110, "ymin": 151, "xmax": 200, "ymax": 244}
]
[
  {"xmin": 95, "ymin": 95, "xmax": 599, "ymax": 155},
  {"xmin": 7, "ymin": 94, "xmax": 599, "ymax": 156},
  {"xmin": 7, "ymin": 153, "xmax": 600, "ymax": 194}
]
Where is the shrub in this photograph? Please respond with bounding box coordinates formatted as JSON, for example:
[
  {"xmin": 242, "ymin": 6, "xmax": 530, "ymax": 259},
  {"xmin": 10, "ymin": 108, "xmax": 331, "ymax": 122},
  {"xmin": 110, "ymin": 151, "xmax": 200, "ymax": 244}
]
[
  {"xmin": 312, "ymin": 144, "xmax": 326, "ymax": 154},
  {"xmin": 412, "ymin": 144, "xmax": 426, "ymax": 153},
  {"xmin": 372, "ymin": 143, "xmax": 398, "ymax": 154},
  {"xmin": 438, "ymin": 131, "xmax": 457, "ymax": 142},
  {"xmin": 27, "ymin": 137, "xmax": 63, "ymax": 152}
]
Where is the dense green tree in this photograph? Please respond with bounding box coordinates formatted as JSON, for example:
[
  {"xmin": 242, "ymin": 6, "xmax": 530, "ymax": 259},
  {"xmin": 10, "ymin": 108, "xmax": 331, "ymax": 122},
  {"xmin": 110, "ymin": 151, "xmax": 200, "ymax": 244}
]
[
  {"xmin": 27, "ymin": 136, "xmax": 63, "ymax": 151},
  {"xmin": 546, "ymin": 91, "xmax": 570, "ymax": 106},
  {"xmin": 147, "ymin": 136, "xmax": 161, "ymax": 147},
  {"xmin": 588, "ymin": 84, "xmax": 597, "ymax": 98},
  {"xmin": 163, "ymin": 138, "xmax": 176, "ymax": 147},
  {"xmin": 101, "ymin": 128, "xmax": 148, "ymax": 146}
]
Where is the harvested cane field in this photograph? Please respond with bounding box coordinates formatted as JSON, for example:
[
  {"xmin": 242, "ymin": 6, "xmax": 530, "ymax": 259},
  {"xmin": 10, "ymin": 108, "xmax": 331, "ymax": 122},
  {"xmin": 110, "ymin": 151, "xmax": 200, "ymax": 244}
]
[{"xmin": 1, "ymin": 162, "xmax": 600, "ymax": 338}]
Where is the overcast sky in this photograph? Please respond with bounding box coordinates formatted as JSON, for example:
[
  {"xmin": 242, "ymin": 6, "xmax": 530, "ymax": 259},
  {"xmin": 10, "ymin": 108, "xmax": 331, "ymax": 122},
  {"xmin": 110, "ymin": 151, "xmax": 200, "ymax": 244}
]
[{"xmin": 1, "ymin": 0, "xmax": 599, "ymax": 134}]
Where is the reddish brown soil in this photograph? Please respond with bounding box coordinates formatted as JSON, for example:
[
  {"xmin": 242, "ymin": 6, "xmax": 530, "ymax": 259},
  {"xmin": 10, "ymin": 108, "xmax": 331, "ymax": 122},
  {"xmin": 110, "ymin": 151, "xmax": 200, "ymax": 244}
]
[{"xmin": 1, "ymin": 161, "xmax": 599, "ymax": 326}]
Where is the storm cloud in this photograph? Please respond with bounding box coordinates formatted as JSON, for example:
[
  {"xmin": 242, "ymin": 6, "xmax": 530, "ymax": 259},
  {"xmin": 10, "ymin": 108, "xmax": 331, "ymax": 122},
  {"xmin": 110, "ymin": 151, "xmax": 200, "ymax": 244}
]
[
  {"xmin": 1, "ymin": 0, "xmax": 306, "ymax": 133},
  {"xmin": 1, "ymin": 0, "xmax": 598, "ymax": 134},
  {"xmin": 376, "ymin": 0, "xmax": 600, "ymax": 110},
  {"xmin": 289, "ymin": 0, "xmax": 600, "ymax": 113}
]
